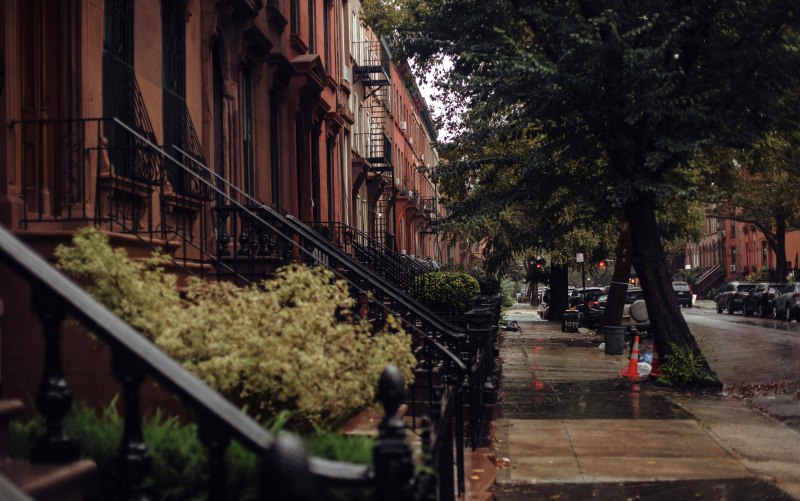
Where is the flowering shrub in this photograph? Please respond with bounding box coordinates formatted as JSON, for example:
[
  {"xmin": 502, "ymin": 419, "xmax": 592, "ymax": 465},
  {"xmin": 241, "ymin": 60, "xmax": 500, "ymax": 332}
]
[
  {"xmin": 55, "ymin": 227, "xmax": 416, "ymax": 428},
  {"xmin": 417, "ymin": 271, "xmax": 480, "ymax": 313}
]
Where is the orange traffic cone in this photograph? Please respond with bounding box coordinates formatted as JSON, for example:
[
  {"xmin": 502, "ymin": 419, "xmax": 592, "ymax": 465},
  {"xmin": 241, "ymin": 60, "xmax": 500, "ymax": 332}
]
[
  {"xmin": 619, "ymin": 335, "xmax": 640, "ymax": 380},
  {"xmin": 650, "ymin": 346, "xmax": 661, "ymax": 378}
]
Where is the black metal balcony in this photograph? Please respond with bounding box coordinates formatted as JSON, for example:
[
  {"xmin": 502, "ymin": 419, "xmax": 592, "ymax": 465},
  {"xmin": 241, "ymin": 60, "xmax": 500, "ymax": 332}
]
[{"xmin": 352, "ymin": 40, "xmax": 390, "ymax": 87}]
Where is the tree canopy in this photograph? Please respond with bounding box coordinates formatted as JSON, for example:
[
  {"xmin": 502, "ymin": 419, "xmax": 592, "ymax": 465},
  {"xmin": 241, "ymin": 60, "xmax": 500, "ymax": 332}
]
[{"xmin": 365, "ymin": 0, "xmax": 800, "ymax": 378}]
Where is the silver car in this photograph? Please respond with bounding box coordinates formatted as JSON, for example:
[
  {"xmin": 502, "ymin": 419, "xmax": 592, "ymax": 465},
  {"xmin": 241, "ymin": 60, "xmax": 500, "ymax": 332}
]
[{"xmin": 773, "ymin": 282, "xmax": 800, "ymax": 321}]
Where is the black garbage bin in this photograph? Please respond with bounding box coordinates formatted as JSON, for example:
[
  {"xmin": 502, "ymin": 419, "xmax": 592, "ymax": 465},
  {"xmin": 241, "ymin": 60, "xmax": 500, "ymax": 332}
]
[
  {"xmin": 562, "ymin": 311, "xmax": 582, "ymax": 333},
  {"xmin": 602, "ymin": 326, "xmax": 626, "ymax": 355}
]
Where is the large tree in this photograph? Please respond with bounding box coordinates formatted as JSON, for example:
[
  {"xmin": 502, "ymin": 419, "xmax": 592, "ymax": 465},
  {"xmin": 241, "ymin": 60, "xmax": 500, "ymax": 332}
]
[
  {"xmin": 366, "ymin": 0, "xmax": 800, "ymax": 371},
  {"xmin": 706, "ymin": 130, "xmax": 800, "ymax": 282}
]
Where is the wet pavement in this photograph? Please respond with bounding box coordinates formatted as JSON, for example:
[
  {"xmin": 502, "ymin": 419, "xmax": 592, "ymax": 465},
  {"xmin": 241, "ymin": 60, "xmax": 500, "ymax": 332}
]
[
  {"xmin": 495, "ymin": 478, "xmax": 794, "ymax": 500},
  {"xmin": 494, "ymin": 305, "xmax": 800, "ymax": 500},
  {"xmin": 683, "ymin": 304, "xmax": 800, "ymax": 433}
]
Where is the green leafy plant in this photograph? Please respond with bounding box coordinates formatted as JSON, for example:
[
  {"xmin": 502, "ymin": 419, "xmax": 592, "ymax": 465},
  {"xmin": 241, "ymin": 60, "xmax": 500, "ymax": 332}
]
[
  {"xmin": 471, "ymin": 271, "xmax": 501, "ymax": 296},
  {"xmin": 10, "ymin": 402, "xmax": 374, "ymax": 501},
  {"xmin": 656, "ymin": 343, "xmax": 715, "ymax": 387},
  {"xmin": 55, "ymin": 227, "xmax": 416, "ymax": 428},
  {"xmin": 417, "ymin": 271, "xmax": 480, "ymax": 313},
  {"xmin": 745, "ymin": 268, "xmax": 767, "ymax": 283}
]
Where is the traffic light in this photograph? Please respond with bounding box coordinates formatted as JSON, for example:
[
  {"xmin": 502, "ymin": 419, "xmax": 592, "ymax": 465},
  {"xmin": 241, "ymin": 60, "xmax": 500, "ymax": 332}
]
[{"xmin": 598, "ymin": 260, "xmax": 606, "ymax": 269}]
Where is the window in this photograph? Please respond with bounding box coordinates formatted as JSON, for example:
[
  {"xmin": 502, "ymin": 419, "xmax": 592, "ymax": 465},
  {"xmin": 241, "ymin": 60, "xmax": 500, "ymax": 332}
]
[
  {"xmin": 312, "ymin": 126, "xmax": 321, "ymax": 222},
  {"xmin": 162, "ymin": 0, "xmax": 187, "ymax": 179},
  {"xmin": 732, "ymin": 247, "xmax": 737, "ymax": 268},
  {"xmin": 762, "ymin": 240, "xmax": 768, "ymax": 267},
  {"xmin": 326, "ymin": 136, "xmax": 334, "ymax": 221},
  {"xmin": 323, "ymin": 0, "xmax": 330, "ymax": 72},
  {"xmin": 269, "ymin": 90, "xmax": 281, "ymax": 208},
  {"xmin": 730, "ymin": 222, "xmax": 736, "ymax": 237},
  {"xmin": 242, "ymin": 68, "xmax": 255, "ymax": 196},
  {"xmin": 162, "ymin": 0, "xmax": 210, "ymax": 197},
  {"xmin": 308, "ymin": 0, "xmax": 316, "ymax": 53},
  {"xmin": 291, "ymin": 0, "xmax": 298, "ymax": 33}
]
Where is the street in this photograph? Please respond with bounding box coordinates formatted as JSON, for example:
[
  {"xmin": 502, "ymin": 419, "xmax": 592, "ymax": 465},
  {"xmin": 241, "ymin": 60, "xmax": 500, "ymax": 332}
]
[{"xmin": 683, "ymin": 301, "xmax": 800, "ymax": 432}]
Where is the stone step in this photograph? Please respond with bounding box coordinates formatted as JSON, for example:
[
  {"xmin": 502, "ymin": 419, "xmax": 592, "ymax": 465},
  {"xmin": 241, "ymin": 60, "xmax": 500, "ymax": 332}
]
[{"xmin": 0, "ymin": 459, "xmax": 95, "ymax": 501}]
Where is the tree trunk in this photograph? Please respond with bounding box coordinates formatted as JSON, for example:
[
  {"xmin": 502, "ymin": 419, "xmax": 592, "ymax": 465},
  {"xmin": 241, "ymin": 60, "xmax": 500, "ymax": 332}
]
[
  {"xmin": 624, "ymin": 194, "xmax": 718, "ymax": 382},
  {"xmin": 529, "ymin": 281, "xmax": 539, "ymax": 306},
  {"xmin": 775, "ymin": 215, "xmax": 787, "ymax": 283},
  {"xmin": 601, "ymin": 222, "xmax": 632, "ymax": 326},
  {"xmin": 549, "ymin": 264, "xmax": 569, "ymax": 323}
]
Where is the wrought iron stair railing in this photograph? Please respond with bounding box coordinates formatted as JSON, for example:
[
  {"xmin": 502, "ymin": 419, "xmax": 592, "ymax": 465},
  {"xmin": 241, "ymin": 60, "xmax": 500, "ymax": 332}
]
[
  {"xmin": 123, "ymin": 124, "xmax": 478, "ymax": 494},
  {"xmin": 308, "ymin": 221, "xmax": 474, "ymax": 323},
  {"xmin": 0, "ymin": 223, "xmax": 465, "ymax": 500},
  {"xmin": 166, "ymin": 148, "xmax": 496, "ymax": 474},
  {"xmin": 10, "ymin": 117, "xmax": 258, "ymax": 286}
]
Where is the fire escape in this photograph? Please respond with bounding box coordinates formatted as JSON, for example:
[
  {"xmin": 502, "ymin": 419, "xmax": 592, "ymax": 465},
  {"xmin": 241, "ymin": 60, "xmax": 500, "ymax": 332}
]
[{"xmin": 353, "ymin": 39, "xmax": 394, "ymax": 248}]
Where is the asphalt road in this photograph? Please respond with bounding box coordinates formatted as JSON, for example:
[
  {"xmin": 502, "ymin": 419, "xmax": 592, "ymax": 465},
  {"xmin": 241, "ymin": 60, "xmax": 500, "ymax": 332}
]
[
  {"xmin": 683, "ymin": 301, "xmax": 800, "ymax": 431},
  {"xmin": 684, "ymin": 301, "xmax": 800, "ymax": 386}
]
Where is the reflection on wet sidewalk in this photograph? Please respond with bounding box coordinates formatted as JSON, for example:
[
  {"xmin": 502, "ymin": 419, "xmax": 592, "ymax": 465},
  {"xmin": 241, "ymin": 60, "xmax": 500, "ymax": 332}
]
[{"xmin": 502, "ymin": 378, "xmax": 690, "ymax": 420}]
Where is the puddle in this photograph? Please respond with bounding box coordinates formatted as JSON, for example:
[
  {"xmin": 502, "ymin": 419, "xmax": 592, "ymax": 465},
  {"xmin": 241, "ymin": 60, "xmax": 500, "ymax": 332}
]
[
  {"xmin": 501, "ymin": 379, "xmax": 691, "ymax": 420},
  {"xmin": 495, "ymin": 478, "xmax": 793, "ymax": 500}
]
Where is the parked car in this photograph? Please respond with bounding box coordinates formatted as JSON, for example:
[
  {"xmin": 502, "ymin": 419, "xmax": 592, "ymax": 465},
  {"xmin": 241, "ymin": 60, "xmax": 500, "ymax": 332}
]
[
  {"xmin": 716, "ymin": 282, "xmax": 757, "ymax": 314},
  {"xmin": 672, "ymin": 281, "xmax": 693, "ymax": 307},
  {"xmin": 774, "ymin": 282, "xmax": 800, "ymax": 321},
  {"xmin": 622, "ymin": 287, "xmax": 645, "ymax": 319},
  {"xmin": 569, "ymin": 287, "xmax": 604, "ymax": 308},
  {"xmin": 742, "ymin": 282, "xmax": 782, "ymax": 318},
  {"xmin": 580, "ymin": 291, "xmax": 608, "ymax": 328}
]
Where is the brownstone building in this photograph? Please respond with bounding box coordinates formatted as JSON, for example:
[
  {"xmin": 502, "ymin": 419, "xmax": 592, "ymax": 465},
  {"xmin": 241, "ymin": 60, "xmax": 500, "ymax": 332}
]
[
  {"xmin": 0, "ymin": 0, "xmax": 485, "ymax": 407},
  {"xmin": 0, "ymin": 0, "xmax": 477, "ymax": 265}
]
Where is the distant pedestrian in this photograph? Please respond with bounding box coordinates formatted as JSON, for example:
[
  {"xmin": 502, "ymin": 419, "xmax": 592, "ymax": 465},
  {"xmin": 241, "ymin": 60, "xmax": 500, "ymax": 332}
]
[{"xmin": 427, "ymin": 258, "xmax": 440, "ymax": 271}]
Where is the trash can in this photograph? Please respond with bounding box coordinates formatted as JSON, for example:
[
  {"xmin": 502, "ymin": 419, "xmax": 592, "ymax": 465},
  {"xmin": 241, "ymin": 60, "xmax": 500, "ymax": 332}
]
[
  {"xmin": 562, "ymin": 311, "xmax": 582, "ymax": 333},
  {"xmin": 602, "ymin": 326, "xmax": 626, "ymax": 355}
]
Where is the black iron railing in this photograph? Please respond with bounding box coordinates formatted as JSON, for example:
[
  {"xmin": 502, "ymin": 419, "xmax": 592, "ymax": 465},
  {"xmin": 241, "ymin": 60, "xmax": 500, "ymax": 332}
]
[
  {"xmin": 11, "ymin": 117, "xmax": 233, "ymax": 283},
  {"xmin": 0, "ymin": 223, "xmax": 469, "ymax": 500},
  {"xmin": 170, "ymin": 138, "xmax": 500, "ymax": 460},
  {"xmin": 117, "ymin": 122, "xmax": 477, "ymax": 496},
  {"xmin": 10, "ymin": 114, "xmax": 498, "ymax": 497}
]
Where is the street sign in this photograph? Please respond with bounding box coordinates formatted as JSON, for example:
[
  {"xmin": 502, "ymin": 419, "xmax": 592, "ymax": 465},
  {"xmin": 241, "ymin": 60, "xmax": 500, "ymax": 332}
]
[{"xmin": 576, "ymin": 253, "xmax": 584, "ymax": 263}]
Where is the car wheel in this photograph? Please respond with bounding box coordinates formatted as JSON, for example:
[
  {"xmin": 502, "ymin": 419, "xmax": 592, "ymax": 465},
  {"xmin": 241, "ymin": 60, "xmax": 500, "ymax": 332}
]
[
  {"xmin": 788, "ymin": 305, "xmax": 795, "ymax": 322},
  {"xmin": 771, "ymin": 306, "xmax": 778, "ymax": 319},
  {"xmin": 758, "ymin": 303, "xmax": 764, "ymax": 318},
  {"xmin": 728, "ymin": 302, "xmax": 735, "ymax": 314},
  {"xmin": 717, "ymin": 301, "xmax": 723, "ymax": 313}
]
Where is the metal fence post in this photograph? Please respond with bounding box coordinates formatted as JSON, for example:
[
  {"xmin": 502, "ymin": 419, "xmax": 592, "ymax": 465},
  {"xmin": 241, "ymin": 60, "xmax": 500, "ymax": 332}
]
[{"xmin": 373, "ymin": 366, "xmax": 414, "ymax": 501}]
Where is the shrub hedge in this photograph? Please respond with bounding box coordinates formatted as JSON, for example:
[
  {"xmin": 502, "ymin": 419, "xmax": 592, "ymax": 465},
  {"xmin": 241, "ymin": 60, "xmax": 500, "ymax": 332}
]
[
  {"xmin": 417, "ymin": 272, "xmax": 480, "ymax": 313},
  {"xmin": 55, "ymin": 227, "xmax": 416, "ymax": 428}
]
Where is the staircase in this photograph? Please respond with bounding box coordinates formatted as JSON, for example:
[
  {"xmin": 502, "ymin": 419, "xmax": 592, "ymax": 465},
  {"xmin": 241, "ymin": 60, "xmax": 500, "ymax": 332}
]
[{"xmin": 1, "ymin": 113, "xmax": 500, "ymax": 498}]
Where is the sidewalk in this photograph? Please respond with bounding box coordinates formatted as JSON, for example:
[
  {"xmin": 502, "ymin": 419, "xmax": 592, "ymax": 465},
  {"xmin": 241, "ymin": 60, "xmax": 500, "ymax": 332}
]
[{"xmin": 492, "ymin": 306, "xmax": 800, "ymax": 500}]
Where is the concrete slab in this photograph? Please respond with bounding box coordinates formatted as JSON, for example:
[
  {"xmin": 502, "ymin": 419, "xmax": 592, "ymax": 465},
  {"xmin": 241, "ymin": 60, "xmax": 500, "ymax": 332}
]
[
  {"xmin": 578, "ymin": 456, "xmax": 750, "ymax": 481},
  {"xmin": 494, "ymin": 307, "xmax": 800, "ymax": 499}
]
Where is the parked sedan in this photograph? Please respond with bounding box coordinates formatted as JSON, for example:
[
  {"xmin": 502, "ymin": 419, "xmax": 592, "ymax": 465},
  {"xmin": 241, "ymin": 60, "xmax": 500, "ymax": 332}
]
[
  {"xmin": 742, "ymin": 282, "xmax": 782, "ymax": 318},
  {"xmin": 672, "ymin": 281, "xmax": 693, "ymax": 307},
  {"xmin": 716, "ymin": 282, "xmax": 756, "ymax": 314},
  {"xmin": 774, "ymin": 282, "xmax": 800, "ymax": 321}
]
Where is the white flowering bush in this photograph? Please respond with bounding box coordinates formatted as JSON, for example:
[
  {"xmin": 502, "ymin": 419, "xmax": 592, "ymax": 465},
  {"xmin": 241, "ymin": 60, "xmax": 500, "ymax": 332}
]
[{"xmin": 55, "ymin": 227, "xmax": 416, "ymax": 428}]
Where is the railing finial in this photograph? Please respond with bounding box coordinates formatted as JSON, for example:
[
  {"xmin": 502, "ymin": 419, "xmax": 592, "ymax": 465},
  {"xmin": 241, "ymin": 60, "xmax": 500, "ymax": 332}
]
[{"xmin": 374, "ymin": 365, "xmax": 414, "ymax": 501}]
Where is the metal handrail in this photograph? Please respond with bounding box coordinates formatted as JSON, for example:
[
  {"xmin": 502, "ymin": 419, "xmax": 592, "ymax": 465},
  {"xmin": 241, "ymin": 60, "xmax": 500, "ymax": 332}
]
[
  {"xmin": 0, "ymin": 223, "xmax": 372, "ymax": 486},
  {"xmin": 132, "ymin": 127, "xmax": 467, "ymax": 368}
]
